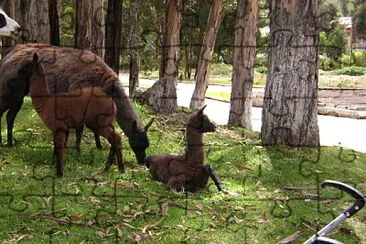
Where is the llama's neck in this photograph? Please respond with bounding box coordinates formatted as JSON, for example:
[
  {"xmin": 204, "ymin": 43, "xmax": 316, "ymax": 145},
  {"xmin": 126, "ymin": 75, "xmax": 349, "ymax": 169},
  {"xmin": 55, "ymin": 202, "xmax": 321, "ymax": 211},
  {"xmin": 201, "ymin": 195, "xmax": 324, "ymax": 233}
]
[
  {"xmin": 100, "ymin": 71, "xmax": 141, "ymax": 137},
  {"xmin": 30, "ymin": 73, "xmax": 50, "ymax": 99},
  {"xmin": 185, "ymin": 126, "xmax": 204, "ymax": 166}
]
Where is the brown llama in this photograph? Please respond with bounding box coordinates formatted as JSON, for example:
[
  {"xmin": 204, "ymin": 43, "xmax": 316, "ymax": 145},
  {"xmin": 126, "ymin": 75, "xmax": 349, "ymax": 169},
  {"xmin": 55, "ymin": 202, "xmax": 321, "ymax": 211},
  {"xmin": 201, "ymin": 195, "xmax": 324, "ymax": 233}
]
[
  {"xmin": 22, "ymin": 53, "xmax": 124, "ymax": 177},
  {"xmin": 145, "ymin": 106, "xmax": 238, "ymax": 195},
  {"xmin": 0, "ymin": 44, "xmax": 153, "ymax": 164}
]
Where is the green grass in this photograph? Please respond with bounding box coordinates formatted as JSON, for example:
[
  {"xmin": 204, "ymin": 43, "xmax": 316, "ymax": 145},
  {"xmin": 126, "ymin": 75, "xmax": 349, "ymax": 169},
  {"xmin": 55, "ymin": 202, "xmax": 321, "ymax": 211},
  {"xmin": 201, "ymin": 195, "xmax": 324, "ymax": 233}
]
[
  {"xmin": 1, "ymin": 97, "xmax": 366, "ymax": 243},
  {"xmin": 206, "ymin": 91, "xmax": 231, "ymax": 101}
]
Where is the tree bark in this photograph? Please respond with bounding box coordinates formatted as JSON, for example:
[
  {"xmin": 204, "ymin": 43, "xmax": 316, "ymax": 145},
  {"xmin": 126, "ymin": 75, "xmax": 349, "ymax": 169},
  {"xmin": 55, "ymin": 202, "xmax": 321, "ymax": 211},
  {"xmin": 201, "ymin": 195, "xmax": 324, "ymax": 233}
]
[
  {"xmin": 75, "ymin": 0, "xmax": 92, "ymax": 49},
  {"xmin": 91, "ymin": 0, "xmax": 105, "ymax": 59},
  {"xmin": 261, "ymin": 0, "xmax": 320, "ymax": 147},
  {"xmin": 189, "ymin": 0, "xmax": 224, "ymax": 109},
  {"xmin": 105, "ymin": 0, "xmax": 123, "ymax": 74},
  {"xmin": 1, "ymin": 0, "xmax": 15, "ymax": 53},
  {"xmin": 145, "ymin": 0, "xmax": 181, "ymax": 114},
  {"xmin": 75, "ymin": 0, "xmax": 105, "ymax": 59},
  {"xmin": 49, "ymin": 0, "xmax": 60, "ymax": 46},
  {"xmin": 129, "ymin": 0, "xmax": 140, "ymax": 98},
  {"xmin": 159, "ymin": 0, "xmax": 168, "ymax": 79},
  {"xmin": 228, "ymin": 0, "xmax": 258, "ymax": 130},
  {"xmin": 19, "ymin": 0, "xmax": 50, "ymax": 43}
]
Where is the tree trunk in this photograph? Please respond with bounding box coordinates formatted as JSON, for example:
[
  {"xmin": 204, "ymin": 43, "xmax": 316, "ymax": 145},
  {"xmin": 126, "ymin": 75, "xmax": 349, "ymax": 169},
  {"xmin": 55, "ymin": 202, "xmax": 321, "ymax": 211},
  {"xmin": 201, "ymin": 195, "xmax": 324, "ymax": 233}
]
[
  {"xmin": 49, "ymin": 0, "xmax": 60, "ymax": 46},
  {"xmin": 189, "ymin": 0, "xmax": 224, "ymax": 109},
  {"xmin": 75, "ymin": 0, "xmax": 92, "ymax": 49},
  {"xmin": 184, "ymin": 31, "xmax": 192, "ymax": 79},
  {"xmin": 159, "ymin": 0, "xmax": 168, "ymax": 79},
  {"xmin": 75, "ymin": 0, "xmax": 105, "ymax": 59},
  {"xmin": 19, "ymin": 0, "xmax": 50, "ymax": 43},
  {"xmin": 261, "ymin": 0, "xmax": 320, "ymax": 147},
  {"xmin": 228, "ymin": 0, "xmax": 258, "ymax": 130},
  {"xmin": 145, "ymin": 0, "xmax": 181, "ymax": 114},
  {"xmin": 129, "ymin": 0, "xmax": 140, "ymax": 98},
  {"xmin": 91, "ymin": 0, "xmax": 105, "ymax": 59},
  {"xmin": 1, "ymin": 0, "xmax": 15, "ymax": 53},
  {"xmin": 105, "ymin": 0, "xmax": 123, "ymax": 74}
]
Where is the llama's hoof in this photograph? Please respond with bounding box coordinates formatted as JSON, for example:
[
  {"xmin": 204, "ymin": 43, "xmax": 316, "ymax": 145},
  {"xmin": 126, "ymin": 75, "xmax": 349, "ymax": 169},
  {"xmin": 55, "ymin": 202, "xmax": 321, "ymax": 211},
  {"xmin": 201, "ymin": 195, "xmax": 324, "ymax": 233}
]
[
  {"xmin": 56, "ymin": 172, "xmax": 64, "ymax": 178},
  {"xmin": 7, "ymin": 142, "xmax": 13, "ymax": 147}
]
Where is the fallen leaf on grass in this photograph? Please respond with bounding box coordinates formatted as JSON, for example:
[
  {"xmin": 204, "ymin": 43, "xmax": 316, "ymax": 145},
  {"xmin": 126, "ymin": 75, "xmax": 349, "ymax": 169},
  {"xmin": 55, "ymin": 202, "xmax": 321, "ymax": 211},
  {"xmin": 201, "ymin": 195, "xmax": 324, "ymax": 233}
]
[
  {"xmin": 142, "ymin": 217, "xmax": 164, "ymax": 233},
  {"xmin": 115, "ymin": 182, "xmax": 139, "ymax": 189},
  {"xmin": 91, "ymin": 170, "xmax": 107, "ymax": 176},
  {"xmin": 256, "ymin": 214, "xmax": 270, "ymax": 223},
  {"xmin": 277, "ymin": 231, "xmax": 302, "ymax": 244},
  {"xmin": 67, "ymin": 215, "xmax": 83, "ymax": 222},
  {"xmin": 196, "ymin": 202, "xmax": 204, "ymax": 211},
  {"xmin": 340, "ymin": 227, "xmax": 353, "ymax": 235},
  {"xmin": 177, "ymin": 225, "xmax": 189, "ymax": 232},
  {"xmin": 123, "ymin": 218, "xmax": 134, "ymax": 223},
  {"xmin": 96, "ymin": 231, "xmax": 108, "ymax": 239}
]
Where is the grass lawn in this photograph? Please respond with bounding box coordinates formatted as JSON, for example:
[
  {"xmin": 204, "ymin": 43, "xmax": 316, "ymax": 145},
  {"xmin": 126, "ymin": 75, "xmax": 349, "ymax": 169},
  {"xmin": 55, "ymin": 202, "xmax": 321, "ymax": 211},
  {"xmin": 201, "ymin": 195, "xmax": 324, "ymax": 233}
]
[
  {"xmin": 0, "ymin": 97, "xmax": 366, "ymax": 243},
  {"xmin": 137, "ymin": 64, "xmax": 366, "ymax": 89}
]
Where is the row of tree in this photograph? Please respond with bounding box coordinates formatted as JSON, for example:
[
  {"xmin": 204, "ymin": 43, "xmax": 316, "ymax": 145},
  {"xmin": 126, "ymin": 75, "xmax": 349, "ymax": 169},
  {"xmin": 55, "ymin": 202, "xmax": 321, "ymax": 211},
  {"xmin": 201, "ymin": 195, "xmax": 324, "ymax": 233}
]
[{"xmin": 1, "ymin": 0, "xmax": 322, "ymax": 147}]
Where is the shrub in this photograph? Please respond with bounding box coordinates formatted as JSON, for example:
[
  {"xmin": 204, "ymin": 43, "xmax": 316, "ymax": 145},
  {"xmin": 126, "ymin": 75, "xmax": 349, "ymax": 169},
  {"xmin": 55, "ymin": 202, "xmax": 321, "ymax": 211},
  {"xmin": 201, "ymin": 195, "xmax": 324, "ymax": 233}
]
[
  {"xmin": 255, "ymin": 55, "xmax": 268, "ymax": 68},
  {"xmin": 325, "ymin": 22, "xmax": 347, "ymax": 61},
  {"xmin": 320, "ymin": 57, "xmax": 339, "ymax": 71},
  {"xmin": 210, "ymin": 63, "xmax": 233, "ymax": 76},
  {"xmin": 340, "ymin": 54, "xmax": 351, "ymax": 67},
  {"xmin": 256, "ymin": 66, "xmax": 268, "ymax": 74},
  {"xmin": 351, "ymin": 51, "xmax": 366, "ymax": 67},
  {"xmin": 336, "ymin": 66, "xmax": 365, "ymax": 76}
]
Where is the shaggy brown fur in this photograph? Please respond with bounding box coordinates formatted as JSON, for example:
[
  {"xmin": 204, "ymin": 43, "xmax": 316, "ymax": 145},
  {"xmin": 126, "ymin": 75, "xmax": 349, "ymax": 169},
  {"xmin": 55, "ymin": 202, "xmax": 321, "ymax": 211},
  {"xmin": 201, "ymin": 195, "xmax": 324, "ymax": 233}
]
[
  {"xmin": 0, "ymin": 44, "xmax": 153, "ymax": 163},
  {"xmin": 145, "ymin": 106, "xmax": 230, "ymax": 193},
  {"xmin": 23, "ymin": 53, "xmax": 123, "ymax": 177}
]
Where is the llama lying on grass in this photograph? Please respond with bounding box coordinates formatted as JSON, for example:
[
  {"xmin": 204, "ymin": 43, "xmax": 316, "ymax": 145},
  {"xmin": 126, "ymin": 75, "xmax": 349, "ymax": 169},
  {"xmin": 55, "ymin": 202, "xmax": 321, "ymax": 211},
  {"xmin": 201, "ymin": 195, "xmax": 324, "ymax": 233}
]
[
  {"xmin": 145, "ymin": 106, "xmax": 239, "ymax": 195},
  {"xmin": 23, "ymin": 53, "xmax": 123, "ymax": 177},
  {"xmin": 0, "ymin": 44, "xmax": 153, "ymax": 164}
]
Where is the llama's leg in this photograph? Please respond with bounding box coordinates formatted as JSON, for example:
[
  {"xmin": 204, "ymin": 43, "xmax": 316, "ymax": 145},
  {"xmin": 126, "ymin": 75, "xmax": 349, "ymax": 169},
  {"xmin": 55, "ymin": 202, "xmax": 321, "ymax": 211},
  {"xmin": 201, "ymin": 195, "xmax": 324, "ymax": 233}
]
[
  {"xmin": 113, "ymin": 133, "xmax": 124, "ymax": 172},
  {"xmin": 203, "ymin": 165, "xmax": 223, "ymax": 191},
  {"xmin": 53, "ymin": 130, "xmax": 68, "ymax": 177},
  {"xmin": 75, "ymin": 126, "xmax": 84, "ymax": 152},
  {"xmin": 204, "ymin": 164, "xmax": 241, "ymax": 196},
  {"xmin": 6, "ymin": 99, "xmax": 24, "ymax": 147},
  {"xmin": 97, "ymin": 126, "xmax": 124, "ymax": 172},
  {"xmin": 94, "ymin": 132, "xmax": 102, "ymax": 150},
  {"xmin": 167, "ymin": 175, "xmax": 187, "ymax": 192},
  {"xmin": 76, "ymin": 126, "xmax": 102, "ymax": 151},
  {"xmin": 104, "ymin": 144, "xmax": 115, "ymax": 171}
]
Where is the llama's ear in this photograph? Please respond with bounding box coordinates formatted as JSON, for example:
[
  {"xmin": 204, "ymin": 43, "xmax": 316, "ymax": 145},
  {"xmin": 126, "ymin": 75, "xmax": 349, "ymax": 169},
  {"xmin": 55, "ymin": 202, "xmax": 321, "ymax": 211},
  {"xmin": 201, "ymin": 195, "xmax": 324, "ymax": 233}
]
[
  {"xmin": 198, "ymin": 105, "xmax": 207, "ymax": 114},
  {"xmin": 144, "ymin": 118, "xmax": 154, "ymax": 131},
  {"xmin": 32, "ymin": 53, "xmax": 39, "ymax": 64},
  {"xmin": 132, "ymin": 120, "xmax": 138, "ymax": 131}
]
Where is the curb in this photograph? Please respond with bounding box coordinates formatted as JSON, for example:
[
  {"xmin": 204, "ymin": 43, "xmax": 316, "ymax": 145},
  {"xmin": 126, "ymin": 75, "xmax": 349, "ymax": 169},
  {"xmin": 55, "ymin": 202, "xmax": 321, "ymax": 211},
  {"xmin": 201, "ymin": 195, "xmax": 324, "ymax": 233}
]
[{"xmin": 205, "ymin": 96, "xmax": 366, "ymax": 120}]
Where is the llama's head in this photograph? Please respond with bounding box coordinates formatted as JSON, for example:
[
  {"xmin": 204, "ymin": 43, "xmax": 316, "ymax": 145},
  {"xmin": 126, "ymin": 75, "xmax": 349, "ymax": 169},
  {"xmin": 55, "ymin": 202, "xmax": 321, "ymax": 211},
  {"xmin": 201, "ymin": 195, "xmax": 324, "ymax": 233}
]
[
  {"xmin": 0, "ymin": 8, "xmax": 21, "ymax": 38},
  {"xmin": 188, "ymin": 105, "xmax": 216, "ymax": 133},
  {"xmin": 129, "ymin": 118, "xmax": 154, "ymax": 164}
]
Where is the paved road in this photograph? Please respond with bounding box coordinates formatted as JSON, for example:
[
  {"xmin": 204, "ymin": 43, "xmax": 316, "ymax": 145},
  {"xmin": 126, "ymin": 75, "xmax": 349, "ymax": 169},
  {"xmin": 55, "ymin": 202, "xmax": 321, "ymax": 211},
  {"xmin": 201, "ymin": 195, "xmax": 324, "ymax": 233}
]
[{"xmin": 121, "ymin": 77, "xmax": 366, "ymax": 153}]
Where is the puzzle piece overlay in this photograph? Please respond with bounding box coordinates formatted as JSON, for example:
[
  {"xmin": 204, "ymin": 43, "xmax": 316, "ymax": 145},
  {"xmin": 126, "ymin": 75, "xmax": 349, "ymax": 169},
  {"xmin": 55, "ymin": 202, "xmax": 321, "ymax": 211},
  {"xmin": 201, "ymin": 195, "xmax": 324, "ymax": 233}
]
[{"xmin": 0, "ymin": 3, "xmax": 365, "ymax": 243}]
